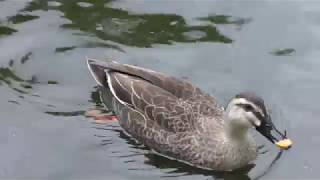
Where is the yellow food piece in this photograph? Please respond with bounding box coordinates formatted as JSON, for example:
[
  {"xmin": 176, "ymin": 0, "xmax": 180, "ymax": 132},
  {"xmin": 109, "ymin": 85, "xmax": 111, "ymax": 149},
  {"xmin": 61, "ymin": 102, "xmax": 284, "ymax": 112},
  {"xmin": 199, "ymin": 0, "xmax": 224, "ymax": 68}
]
[{"xmin": 275, "ymin": 139, "xmax": 293, "ymax": 149}]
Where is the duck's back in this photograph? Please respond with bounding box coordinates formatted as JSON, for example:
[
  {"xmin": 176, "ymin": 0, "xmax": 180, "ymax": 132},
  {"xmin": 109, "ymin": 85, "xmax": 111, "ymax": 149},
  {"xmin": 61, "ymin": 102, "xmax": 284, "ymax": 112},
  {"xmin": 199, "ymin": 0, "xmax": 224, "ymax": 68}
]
[{"xmin": 88, "ymin": 59, "xmax": 226, "ymax": 169}]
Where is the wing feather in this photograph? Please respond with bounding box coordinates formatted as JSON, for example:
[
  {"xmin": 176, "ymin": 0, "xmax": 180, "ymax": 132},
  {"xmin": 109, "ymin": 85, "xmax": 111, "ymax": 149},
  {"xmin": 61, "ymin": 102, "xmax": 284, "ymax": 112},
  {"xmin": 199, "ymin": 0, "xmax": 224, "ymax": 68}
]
[
  {"xmin": 88, "ymin": 59, "xmax": 224, "ymax": 134},
  {"xmin": 88, "ymin": 58, "xmax": 217, "ymax": 102}
]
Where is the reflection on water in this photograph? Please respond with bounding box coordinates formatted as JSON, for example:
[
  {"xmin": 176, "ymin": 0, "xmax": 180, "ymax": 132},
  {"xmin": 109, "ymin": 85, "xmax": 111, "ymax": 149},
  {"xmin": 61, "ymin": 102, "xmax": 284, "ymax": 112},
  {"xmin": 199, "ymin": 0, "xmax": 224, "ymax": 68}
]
[
  {"xmin": 0, "ymin": 67, "xmax": 30, "ymax": 94},
  {"xmin": 198, "ymin": 14, "xmax": 251, "ymax": 27},
  {"xmin": 7, "ymin": 14, "xmax": 39, "ymax": 24},
  {"xmin": 21, "ymin": 0, "xmax": 235, "ymax": 47},
  {"xmin": 271, "ymin": 48, "xmax": 296, "ymax": 56},
  {"xmin": 90, "ymin": 87, "xmax": 103, "ymax": 106},
  {"xmin": 20, "ymin": 52, "xmax": 32, "ymax": 64},
  {"xmin": 45, "ymin": 110, "xmax": 85, "ymax": 116},
  {"xmin": 143, "ymin": 153, "xmax": 253, "ymax": 180},
  {"xmin": 0, "ymin": 25, "xmax": 17, "ymax": 37},
  {"xmin": 0, "ymin": 67, "xmax": 24, "ymax": 84},
  {"xmin": 254, "ymin": 151, "xmax": 283, "ymax": 180},
  {"xmin": 0, "ymin": 52, "xmax": 59, "ymax": 95},
  {"xmin": 55, "ymin": 41, "xmax": 124, "ymax": 53},
  {"xmin": 55, "ymin": 46, "xmax": 76, "ymax": 53}
]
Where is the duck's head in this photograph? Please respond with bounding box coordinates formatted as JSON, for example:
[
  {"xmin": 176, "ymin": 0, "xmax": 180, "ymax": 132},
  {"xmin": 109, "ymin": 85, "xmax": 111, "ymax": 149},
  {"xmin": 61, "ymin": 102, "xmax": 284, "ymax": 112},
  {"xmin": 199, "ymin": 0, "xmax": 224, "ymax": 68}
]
[{"xmin": 226, "ymin": 92, "xmax": 292, "ymax": 149}]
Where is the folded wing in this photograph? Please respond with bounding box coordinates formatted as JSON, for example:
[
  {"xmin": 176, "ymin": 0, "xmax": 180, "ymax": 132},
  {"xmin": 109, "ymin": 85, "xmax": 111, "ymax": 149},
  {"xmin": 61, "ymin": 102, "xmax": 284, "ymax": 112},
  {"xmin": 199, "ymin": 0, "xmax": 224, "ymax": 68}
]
[{"xmin": 87, "ymin": 59, "xmax": 223, "ymax": 133}]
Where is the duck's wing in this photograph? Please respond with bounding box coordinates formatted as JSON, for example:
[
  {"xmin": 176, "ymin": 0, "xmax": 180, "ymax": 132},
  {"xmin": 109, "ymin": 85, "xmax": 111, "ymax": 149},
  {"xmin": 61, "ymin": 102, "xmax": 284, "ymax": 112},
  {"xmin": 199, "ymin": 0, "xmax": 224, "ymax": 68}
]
[
  {"xmin": 87, "ymin": 59, "xmax": 221, "ymax": 106},
  {"xmin": 87, "ymin": 59, "xmax": 224, "ymax": 133}
]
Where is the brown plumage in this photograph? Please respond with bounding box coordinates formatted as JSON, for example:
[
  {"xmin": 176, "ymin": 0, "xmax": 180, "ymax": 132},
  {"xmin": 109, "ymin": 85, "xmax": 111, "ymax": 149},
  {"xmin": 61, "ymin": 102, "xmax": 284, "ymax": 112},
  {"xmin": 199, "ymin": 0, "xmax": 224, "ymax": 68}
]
[{"xmin": 87, "ymin": 58, "xmax": 286, "ymax": 171}]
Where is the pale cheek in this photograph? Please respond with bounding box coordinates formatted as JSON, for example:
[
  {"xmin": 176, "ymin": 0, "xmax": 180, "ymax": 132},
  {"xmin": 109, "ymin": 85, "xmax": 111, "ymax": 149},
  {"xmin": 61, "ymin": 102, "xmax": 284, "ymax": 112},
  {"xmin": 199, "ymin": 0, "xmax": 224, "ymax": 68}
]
[
  {"xmin": 234, "ymin": 111, "xmax": 251, "ymax": 127},
  {"xmin": 230, "ymin": 108, "xmax": 242, "ymax": 121},
  {"xmin": 242, "ymin": 118, "xmax": 254, "ymax": 128}
]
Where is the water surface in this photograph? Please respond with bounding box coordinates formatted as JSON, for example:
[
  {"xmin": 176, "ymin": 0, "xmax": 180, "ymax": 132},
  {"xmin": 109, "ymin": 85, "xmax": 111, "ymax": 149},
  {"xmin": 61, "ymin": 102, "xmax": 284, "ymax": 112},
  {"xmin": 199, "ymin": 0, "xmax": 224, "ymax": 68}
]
[{"xmin": 1, "ymin": 0, "xmax": 319, "ymax": 179}]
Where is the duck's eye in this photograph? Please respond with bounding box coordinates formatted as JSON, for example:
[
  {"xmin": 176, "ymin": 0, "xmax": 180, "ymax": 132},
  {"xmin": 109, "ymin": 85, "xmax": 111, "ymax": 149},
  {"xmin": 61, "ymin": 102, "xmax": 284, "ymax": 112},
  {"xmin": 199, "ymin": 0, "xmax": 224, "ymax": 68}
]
[{"xmin": 243, "ymin": 104, "xmax": 254, "ymax": 112}]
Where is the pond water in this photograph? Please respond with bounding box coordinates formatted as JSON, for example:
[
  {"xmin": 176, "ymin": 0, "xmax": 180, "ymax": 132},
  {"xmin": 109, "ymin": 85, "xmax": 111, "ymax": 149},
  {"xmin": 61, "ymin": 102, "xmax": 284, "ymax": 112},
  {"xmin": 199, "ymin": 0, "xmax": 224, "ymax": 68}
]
[{"xmin": 1, "ymin": 0, "xmax": 319, "ymax": 179}]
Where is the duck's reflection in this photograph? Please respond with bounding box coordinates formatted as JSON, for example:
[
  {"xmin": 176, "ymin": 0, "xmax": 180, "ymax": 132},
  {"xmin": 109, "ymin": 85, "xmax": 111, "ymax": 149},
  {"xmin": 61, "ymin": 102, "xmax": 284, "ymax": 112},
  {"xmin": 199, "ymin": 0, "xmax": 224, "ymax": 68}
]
[{"xmin": 146, "ymin": 153, "xmax": 254, "ymax": 180}]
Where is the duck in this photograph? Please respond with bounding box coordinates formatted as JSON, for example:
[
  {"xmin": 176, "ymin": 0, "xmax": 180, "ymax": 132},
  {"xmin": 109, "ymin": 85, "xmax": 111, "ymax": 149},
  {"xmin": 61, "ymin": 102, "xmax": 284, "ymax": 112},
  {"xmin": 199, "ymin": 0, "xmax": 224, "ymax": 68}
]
[{"xmin": 87, "ymin": 58, "xmax": 292, "ymax": 171}]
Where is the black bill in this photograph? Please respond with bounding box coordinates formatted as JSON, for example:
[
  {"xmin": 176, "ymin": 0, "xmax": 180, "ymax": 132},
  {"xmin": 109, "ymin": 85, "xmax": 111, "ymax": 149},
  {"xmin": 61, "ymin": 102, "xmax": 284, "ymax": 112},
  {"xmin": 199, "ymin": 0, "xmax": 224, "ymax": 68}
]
[{"xmin": 256, "ymin": 115, "xmax": 292, "ymax": 149}]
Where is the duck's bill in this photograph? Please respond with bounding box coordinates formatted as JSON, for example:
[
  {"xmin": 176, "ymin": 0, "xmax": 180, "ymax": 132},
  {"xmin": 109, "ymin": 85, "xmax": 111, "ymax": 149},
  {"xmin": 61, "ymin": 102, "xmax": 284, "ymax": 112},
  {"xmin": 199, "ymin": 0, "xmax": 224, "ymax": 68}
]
[{"xmin": 256, "ymin": 116, "xmax": 293, "ymax": 150}]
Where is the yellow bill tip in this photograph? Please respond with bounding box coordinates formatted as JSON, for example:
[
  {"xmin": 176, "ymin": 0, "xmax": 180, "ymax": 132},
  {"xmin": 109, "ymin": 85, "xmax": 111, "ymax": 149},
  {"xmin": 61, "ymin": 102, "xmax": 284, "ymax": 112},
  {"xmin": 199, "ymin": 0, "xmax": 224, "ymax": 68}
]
[{"xmin": 275, "ymin": 139, "xmax": 292, "ymax": 149}]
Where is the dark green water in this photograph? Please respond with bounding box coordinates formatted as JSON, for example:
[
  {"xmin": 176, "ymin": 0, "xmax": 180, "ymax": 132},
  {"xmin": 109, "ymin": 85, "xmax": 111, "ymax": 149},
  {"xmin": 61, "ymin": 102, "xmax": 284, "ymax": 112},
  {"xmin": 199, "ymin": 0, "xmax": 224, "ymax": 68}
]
[{"xmin": 0, "ymin": 1, "xmax": 319, "ymax": 179}]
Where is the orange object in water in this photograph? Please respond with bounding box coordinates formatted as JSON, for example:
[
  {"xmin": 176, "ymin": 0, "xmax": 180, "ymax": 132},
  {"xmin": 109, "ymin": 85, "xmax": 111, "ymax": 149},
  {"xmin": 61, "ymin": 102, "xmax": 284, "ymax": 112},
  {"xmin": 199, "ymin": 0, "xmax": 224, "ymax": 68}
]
[
  {"xmin": 85, "ymin": 109, "xmax": 118, "ymax": 123},
  {"xmin": 94, "ymin": 115, "xmax": 118, "ymax": 121},
  {"xmin": 275, "ymin": 139, "xmax": 292, "ymax": 149},
  {"xmin": 93, "ymin": 115, "xmax": 118, "ymax": 124}
]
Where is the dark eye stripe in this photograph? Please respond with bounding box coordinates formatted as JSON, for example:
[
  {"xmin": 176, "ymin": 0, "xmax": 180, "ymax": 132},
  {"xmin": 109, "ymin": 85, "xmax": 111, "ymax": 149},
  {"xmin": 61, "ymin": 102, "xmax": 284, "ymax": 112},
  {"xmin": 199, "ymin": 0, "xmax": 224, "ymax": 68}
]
[
  {"xmin": 236, "ymin": 103, "xmax": 252, "ymax": 110},
  {"xmin": 252, "ymin": 111, "xmax": 264, "ymax": 121},
  {"xmin": 236, "ymin": 103, "xmax": 264, "ymax": 120}
]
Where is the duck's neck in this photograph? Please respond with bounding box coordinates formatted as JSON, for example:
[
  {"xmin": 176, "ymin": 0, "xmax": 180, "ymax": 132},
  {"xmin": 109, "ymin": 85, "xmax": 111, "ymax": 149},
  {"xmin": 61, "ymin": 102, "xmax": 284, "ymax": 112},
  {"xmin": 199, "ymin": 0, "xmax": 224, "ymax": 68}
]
[
  {"xmin": 220, "ymin": 120, "xmax": 257, "ymax": 169},
  {"xmin": 225, "ymin": 121, "xmax": 250, "ymax": 141}
]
